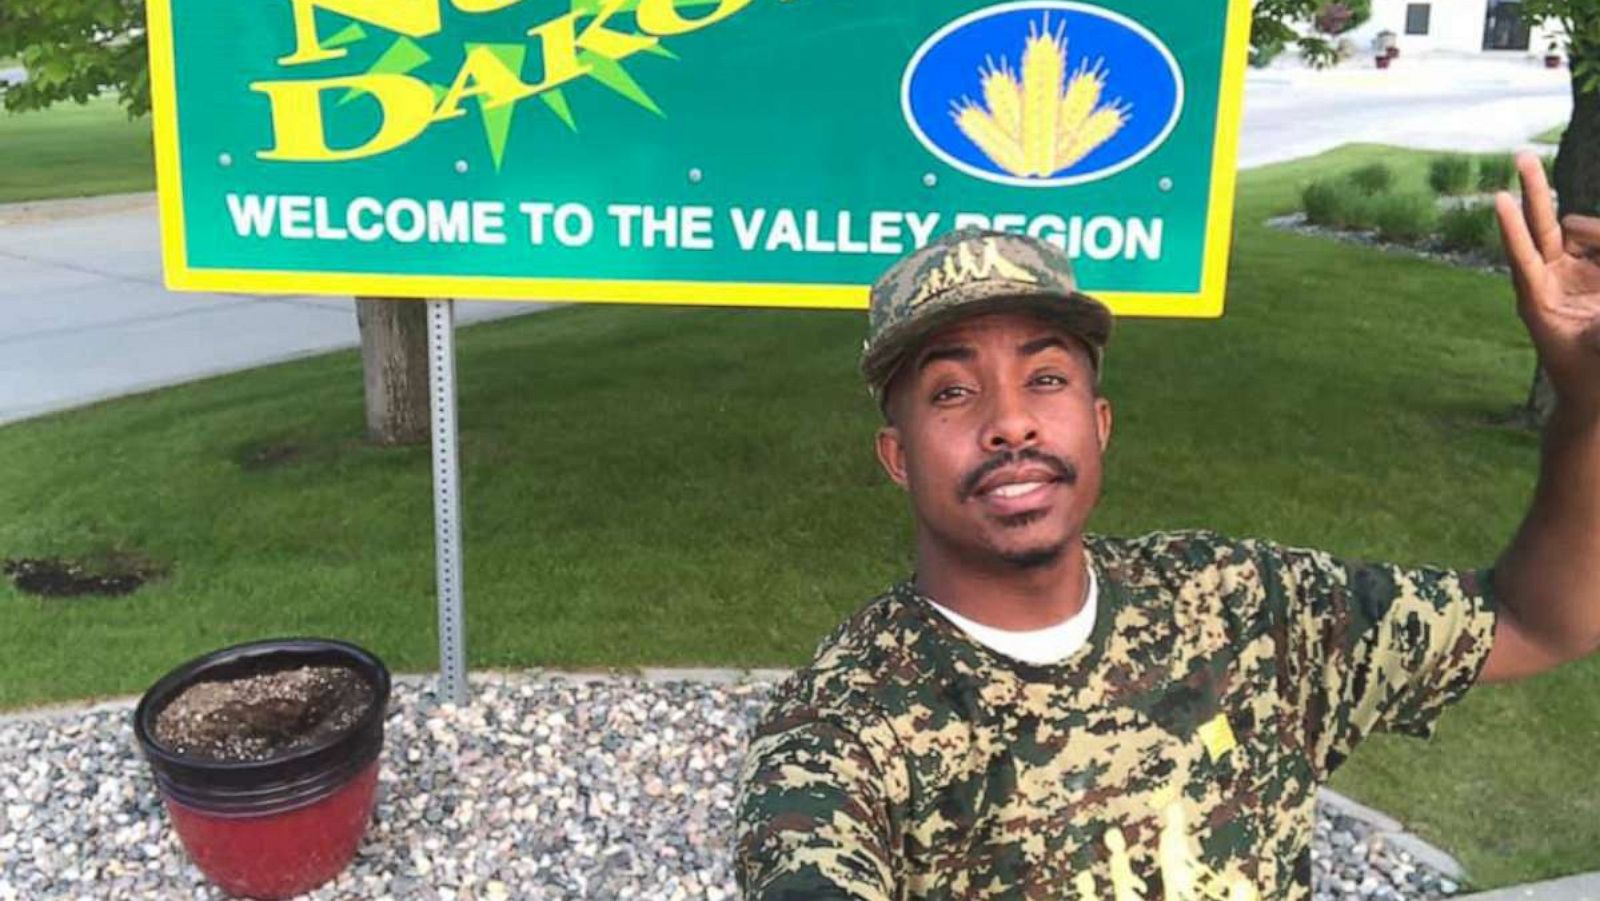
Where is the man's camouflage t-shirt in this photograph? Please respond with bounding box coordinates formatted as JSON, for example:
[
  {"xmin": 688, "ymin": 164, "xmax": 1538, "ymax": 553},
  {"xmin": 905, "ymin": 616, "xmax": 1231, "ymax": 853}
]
[{"xmin": 735, "ymin": 531, "xmax": 1498, "ymax": 900}]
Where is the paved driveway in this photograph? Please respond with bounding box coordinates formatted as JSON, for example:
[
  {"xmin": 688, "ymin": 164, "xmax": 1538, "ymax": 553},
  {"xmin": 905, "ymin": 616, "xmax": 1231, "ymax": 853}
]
[{"xmin": 0, "ymin": 196, "xmax": 548, "ymax": 425}]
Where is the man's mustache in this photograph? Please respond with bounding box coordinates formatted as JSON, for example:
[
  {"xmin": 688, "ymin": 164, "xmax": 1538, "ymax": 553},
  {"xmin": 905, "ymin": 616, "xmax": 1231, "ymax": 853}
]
[{"xmin": 958, "ymin": 449, "xmax": 1078, "ymax": 501}]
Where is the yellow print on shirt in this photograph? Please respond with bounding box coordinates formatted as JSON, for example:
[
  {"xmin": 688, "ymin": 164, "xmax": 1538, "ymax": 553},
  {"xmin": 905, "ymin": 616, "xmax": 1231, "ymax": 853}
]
[{"xmin": 1075, "ymin": 768, "xmax": 1259, "ymax": 901}]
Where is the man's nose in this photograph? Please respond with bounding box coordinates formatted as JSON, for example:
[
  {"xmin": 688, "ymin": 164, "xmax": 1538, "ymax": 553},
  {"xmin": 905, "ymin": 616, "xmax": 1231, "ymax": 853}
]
[{"xmin": 980, "ymin": 386, "xmax": 1039, "ymax": 450}]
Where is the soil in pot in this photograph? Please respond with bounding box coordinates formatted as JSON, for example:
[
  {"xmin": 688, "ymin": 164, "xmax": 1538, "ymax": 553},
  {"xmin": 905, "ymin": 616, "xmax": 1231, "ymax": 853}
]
[{"xmin": 153, "ymin": 664, "xmax": 375, "ymax": 762}]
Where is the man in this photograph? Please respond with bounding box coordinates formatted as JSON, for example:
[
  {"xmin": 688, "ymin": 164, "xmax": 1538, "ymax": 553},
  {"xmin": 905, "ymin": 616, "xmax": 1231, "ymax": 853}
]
[{"xmin": 734, "ymin": 153, "xmax": 1600, "ymax": 900}]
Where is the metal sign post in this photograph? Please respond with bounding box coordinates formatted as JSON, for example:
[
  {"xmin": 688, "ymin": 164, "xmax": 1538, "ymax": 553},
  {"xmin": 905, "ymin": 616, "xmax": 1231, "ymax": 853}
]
[{"xmin": 427, "ymin": 299, "xmax": 469, "ymax": 705}]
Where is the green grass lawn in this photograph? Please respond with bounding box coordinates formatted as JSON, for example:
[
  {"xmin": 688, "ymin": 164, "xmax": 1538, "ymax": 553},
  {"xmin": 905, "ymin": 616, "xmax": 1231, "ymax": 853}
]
[
  {"xmin": 1534, "ymin": 124, "xmax": 1565, "ymax": 144},
  {"xmin": 1, "ymin": 145, "xmax": 1596, "ymax": 886},
  {"xmin": 0, "ymin": 96, "xmax": 154, "ymax": 202}
]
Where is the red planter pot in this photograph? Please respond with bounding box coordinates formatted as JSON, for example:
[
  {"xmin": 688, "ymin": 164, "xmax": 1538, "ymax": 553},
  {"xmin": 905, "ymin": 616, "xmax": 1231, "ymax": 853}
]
[
  {"xmin": 134, "ymin": 638, "xmax": 391, "ymax": 900},
  {"xmin": 1376, "ymin": 55, "xmax": 1392, "ymax": 69},
  {"xmin": 163, "ymin": 761, "xmax": 380, "ymax": 899}
]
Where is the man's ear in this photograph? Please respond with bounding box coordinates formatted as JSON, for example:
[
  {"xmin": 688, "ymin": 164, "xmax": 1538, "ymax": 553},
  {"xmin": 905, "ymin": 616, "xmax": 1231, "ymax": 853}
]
[
  {"xmin": 1094, "ymin": 397, "xmax": 1113, "ymax": 453},
  {"xmin": 875, "ymin": 425, "xmax": 910, "ymax": 489}
]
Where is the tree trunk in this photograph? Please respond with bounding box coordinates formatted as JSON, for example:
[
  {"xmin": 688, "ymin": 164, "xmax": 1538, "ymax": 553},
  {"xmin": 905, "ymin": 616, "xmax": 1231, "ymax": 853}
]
[
  {"xmin": 1523, "ymin": 42, "xmax": 1600, "ymax": 426},
  {"xmin": 356, "ymin": 297, "xmax": 430, "ymax": 446},
  {"xmin": 1524, "ymin": 360, "xmax": 1559, "ymax": 427}
]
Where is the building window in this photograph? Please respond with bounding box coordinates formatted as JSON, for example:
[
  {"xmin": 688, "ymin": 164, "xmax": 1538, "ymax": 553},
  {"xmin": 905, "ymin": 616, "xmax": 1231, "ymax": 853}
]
[
  {"xmin": 1406, "ymin": 3, "xmax": 1431, "ymax": 35},
  {"xmin": 1484, "ymin": 0, "xmax": 1531, "ymax": 51}
]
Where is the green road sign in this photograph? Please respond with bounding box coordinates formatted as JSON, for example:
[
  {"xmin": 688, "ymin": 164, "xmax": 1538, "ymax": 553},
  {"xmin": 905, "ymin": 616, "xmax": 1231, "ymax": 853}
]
[{"xmin": 146, "ymin": 0, "xmax": 1250, "ymax": 314}]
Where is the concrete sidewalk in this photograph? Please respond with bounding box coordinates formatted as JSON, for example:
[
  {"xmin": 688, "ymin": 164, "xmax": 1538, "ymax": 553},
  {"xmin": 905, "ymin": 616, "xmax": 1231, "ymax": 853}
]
[
  {"xmin": 1238, "ymin": 52, "xmax": 1570, "ymax": 167},
  {"xmin": 0, "ymin": 194, "xmax": 549, "ymax": 426},
  {"xmin": 1458, "ymin": 873, "xmax": 1600, "ymax": 901},
  {"xmin": 0, "ymin": 53, "xmax": 1574, "ymax": 427}
]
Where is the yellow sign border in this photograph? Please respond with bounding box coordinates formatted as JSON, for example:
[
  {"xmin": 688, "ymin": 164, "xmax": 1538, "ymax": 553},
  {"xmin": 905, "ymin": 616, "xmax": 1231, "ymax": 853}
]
[{"xmin": 145, "ymin": 0, "xmax": 1250, "ymax": 318}]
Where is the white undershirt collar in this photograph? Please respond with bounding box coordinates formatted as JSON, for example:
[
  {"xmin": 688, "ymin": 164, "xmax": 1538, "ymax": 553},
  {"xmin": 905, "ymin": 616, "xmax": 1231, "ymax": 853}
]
[{"xmin": 925, "ymin": 567, "xmax": 1099, "ymax": 666}]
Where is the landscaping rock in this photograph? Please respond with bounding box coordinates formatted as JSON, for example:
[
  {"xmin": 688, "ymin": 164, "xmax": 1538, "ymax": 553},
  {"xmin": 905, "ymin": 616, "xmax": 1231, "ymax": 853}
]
[
  {"xmin": 1267, "ymin": 212, "xmax": 1509, "ymax": 276},
  {"xmin": 0, "ymin": 672, "xmax": 1465, "ymax": 899}
]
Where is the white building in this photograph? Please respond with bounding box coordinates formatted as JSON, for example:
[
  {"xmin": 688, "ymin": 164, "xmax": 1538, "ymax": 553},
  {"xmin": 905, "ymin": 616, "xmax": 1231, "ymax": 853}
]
[{"xmin": 1346, "ymin": 0, "xmax": 1566, "ymax": 56}]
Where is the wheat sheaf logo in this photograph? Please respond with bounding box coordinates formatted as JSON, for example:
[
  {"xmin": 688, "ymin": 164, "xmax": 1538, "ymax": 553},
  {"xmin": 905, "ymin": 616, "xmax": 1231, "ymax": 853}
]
[
  {"xmin": 902, "ymin": 2, "xmax": 1184, "ymax": 188},
  {"xmin": 954, "ymin": 18, "xmax": 1129, "ymax": 178}
]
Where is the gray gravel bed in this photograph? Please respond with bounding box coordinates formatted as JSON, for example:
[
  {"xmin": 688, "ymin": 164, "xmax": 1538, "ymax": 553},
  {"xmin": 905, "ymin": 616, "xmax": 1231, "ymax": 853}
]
[
  {"xmin": 1266, "ymin": 212, "xmax": 1509, "ymax": 276},
  {"xmin": 0, "ymin": 673, "xmax": 1462, "ymax": 899}
]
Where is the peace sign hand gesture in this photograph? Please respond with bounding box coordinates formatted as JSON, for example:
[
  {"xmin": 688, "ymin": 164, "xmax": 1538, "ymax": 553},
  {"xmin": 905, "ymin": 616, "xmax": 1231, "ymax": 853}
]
[{"xmin": 1496, "ymin": 152, "xmax": 1600, "ymax": 419}]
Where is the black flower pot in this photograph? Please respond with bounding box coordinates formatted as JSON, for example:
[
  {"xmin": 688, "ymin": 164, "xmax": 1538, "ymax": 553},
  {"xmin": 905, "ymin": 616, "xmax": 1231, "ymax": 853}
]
[{"xmin": 133, "ymin": 638, "xmax": 390, "ymax": 899}]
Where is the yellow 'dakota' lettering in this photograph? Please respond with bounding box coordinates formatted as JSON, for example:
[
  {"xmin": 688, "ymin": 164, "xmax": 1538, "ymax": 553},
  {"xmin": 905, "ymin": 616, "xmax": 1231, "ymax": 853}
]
[
  {"xmin": 432, "ymin": 47, "xmax": 535, "ymax": 121},
  {"xmin": 452, "ymin": 0, "xmax": 521, "ymax": 11},
  {"xmin": 525, "ymin": 0, "xmax": 658, "ymax": 90},
  {"xmin": 635, "ymin": 0, "xmax": 755, "ymax": 36},
  {"xmin": 275, "ymin": 0, "xmax": 750, "ymax": 70},
  {"xmin": 252, "ymin": 74, "xmax": 437, "ymax": 162},
  {"xmin": 278, "ymin": 0, "xmax": 442, "ymax": 66},
  {"xmin": 260, "ymin": 0, "xmax": 763, "ymax": 162}
]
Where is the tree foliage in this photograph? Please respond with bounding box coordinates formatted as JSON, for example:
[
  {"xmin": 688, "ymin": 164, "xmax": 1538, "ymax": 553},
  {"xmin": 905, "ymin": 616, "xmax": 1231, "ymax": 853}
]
[
  {"xmin": 1523, "ymin": 0, "xmax": 1600, "ymax": 91},
  {"xmin": 0, "ymin": 0, "xmax": 148, "ymax": 116},
  {"xmin": 1313, "ymin": 0, "xmax": 1373, "ymax": 37},
  {"xmin": 1251, "ymin": 0, "xmax": 1343, "ymax": 68}
]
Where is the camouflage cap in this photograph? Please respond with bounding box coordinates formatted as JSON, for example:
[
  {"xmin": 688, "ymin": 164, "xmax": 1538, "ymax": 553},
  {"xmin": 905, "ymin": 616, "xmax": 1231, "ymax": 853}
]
[{"xmin": 861, "ymin": 228, "xmax": 1113, "ymax": 404}]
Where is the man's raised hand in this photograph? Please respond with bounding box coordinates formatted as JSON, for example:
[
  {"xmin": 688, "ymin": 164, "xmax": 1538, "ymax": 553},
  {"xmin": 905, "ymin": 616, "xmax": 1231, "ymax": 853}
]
[{"xmin": 1495, "ymin": 151, "xmax": 1600, "ymax": 417}]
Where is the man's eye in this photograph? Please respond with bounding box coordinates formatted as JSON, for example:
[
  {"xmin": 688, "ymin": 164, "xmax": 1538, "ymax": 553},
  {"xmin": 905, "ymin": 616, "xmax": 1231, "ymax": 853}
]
[
  {"xmin": 1031, "ymin": 373, "xmax": 1068, "ymax": 388},
  {"xmin": 931, "ymin": 385, "xmax": 971, "ymax": 403}
]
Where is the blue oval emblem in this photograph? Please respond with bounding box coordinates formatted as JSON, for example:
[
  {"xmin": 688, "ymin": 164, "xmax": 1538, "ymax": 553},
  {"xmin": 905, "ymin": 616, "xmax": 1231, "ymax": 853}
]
[{"xmin": 902, "ymin": 2, "xmax": 1184, "ymax": 188}]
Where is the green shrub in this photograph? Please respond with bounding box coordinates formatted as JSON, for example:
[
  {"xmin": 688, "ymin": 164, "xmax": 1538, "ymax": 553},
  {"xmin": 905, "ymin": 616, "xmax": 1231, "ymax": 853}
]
[
  {"xmin": 1477, "ymin": 155, "xmax": 1515, "ymax": 191},
  {"xmin": 1301, "ymin": 179, "xmax": 1345, "ymax": 225},
  {"xmin": 1428, "ymin": 154, "xmax": 1474, "ymax": 195},
  {"xmin": 1373, "ymin": 192, "xmax": 1437, "ymax": 242},
  {"xmin": 1347, "ymin": 162, "xmax": 1394, "ymax": 194},
  {"xmin": 1437, "ymin": 204, "xmax": 1496, "ymax": 254},
  {"xmin": 1333, "ymin": 192, "xmax": 1382, "ymax": 230},
  {"xmin": 1302, "ymin": 178, "xmax": 1390, "ymax": 231},
  {"xmin": 1479, "ymin": 215, "xmax": 1507, "ymax": 263}
]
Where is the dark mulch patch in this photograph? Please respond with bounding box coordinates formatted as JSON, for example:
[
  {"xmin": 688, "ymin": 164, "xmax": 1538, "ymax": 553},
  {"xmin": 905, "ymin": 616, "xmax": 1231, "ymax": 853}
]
[
  {"xmin": 235, "ymin": 440, "xmax": 303, "ymax": 471},
  {"xmin": 2, "ymin": 554, "xmax": 163, "ymax": 598}
]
